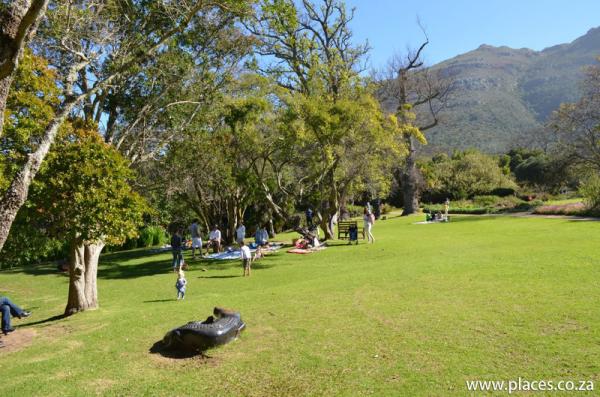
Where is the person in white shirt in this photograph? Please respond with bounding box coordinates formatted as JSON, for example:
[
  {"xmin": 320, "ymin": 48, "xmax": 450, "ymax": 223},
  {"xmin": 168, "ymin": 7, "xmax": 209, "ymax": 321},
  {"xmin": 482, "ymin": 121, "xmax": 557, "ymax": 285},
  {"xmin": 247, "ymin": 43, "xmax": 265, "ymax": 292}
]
[
  {"xmin": 236, "ymin": 222, "xmax": 246, "ymax": 245},
  {"xmin": 240, "ymin": 241, "xmax": 252, "ymax": 277},
  {"xmin": 189, "ymin": 219, "xmax": 202, "ymax": 259},
  {"xmin": 363, "ymin": 207, "xmax": 375, "ymax": 243},
  {"xmin": 207, "ymin": 225, "xmax": 222, "ymax": 254}
]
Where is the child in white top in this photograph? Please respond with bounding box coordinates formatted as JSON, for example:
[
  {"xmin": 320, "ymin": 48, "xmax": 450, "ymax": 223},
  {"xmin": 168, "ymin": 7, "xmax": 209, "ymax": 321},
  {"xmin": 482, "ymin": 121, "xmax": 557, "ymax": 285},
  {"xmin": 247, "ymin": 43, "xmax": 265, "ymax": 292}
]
[
  {"xmin": 240, "ymin": 241, "xmax": 252, "ymax": 277},
  {"xmin": 176, "ymin": 271, "xmax": 187, "ymax": 300}
]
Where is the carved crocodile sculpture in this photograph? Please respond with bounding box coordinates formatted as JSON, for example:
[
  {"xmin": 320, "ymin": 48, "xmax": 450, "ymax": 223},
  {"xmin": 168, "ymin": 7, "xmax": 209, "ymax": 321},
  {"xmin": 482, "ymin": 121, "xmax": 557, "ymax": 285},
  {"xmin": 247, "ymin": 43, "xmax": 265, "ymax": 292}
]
[{"xmin": 162, "ymin": 307, "xmax": 245, "ymax": 352}]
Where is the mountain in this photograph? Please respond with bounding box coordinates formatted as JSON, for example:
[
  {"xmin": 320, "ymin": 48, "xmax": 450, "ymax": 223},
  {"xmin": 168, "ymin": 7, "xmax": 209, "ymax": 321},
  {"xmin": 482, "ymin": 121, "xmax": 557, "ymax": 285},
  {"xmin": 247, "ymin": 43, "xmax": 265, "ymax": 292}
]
[{"xmin": 425, "ymin": 27, "xmax": 600, "ymax": 153}]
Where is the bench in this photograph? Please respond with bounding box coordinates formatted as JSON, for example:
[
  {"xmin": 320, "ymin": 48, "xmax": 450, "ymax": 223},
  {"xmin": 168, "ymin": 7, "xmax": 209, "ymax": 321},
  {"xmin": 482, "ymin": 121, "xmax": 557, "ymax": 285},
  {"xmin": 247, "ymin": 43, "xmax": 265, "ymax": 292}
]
[{"xmin": 337, "ymin": 221, "xmax": 364, "ymax": 240}]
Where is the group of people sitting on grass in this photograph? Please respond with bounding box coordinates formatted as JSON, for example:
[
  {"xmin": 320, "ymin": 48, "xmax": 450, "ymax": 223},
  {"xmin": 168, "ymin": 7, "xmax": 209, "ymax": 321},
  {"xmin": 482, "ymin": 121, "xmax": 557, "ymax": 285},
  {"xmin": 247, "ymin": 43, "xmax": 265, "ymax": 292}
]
[
  {"xmin": 426, "ymin": 198, "xmax": 451, "ymax": 223},
  {"xmin": 169, "ymin": 220, "xmax": 272, "ymax": 292}
]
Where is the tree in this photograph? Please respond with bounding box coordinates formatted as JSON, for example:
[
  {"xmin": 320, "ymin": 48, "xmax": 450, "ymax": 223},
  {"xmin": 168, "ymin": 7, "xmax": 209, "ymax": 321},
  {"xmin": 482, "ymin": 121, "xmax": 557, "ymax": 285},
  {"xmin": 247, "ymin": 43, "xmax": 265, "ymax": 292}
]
[
  {"xmin": 0, "ymin": 50, "xmax": 62, "ymax": 268},
  {"xmin": 0, "ymin": 0, "xmax": 252, "ymax": 252},
  {"xmin": 154, "ymin": 74, "xmax": 281, "ymax": 242},
  {"xmin": 0, "ymin": 49, "xmax": 59, "ymax": 190},
  {"xmin": 550, "ymin": 58, "xmax": 600, "ymax": 172},
  {"xmin": 31, "ymin": 122, "xmax": 146, "ymax": 315},
  {"xmin": 0, "ymin": 0, "xmax": 49, "ymax": 136},
  {"xmin": 377, "ymin": 28, "xmax": 452, "ymax": 215},
  {"xmin": 421, "ymin": 151, "xmax": 517, "ymax": 200},
  {"xmin": 247, "ymin": 0, "xmax": 402, "ymax": 239}
]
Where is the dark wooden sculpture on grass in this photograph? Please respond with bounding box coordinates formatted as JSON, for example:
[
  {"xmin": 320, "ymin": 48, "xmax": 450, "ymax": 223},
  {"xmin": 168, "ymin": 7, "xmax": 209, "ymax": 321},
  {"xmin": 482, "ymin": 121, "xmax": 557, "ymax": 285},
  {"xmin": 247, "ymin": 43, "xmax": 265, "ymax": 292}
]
[{"xmin": 162, "ymin": 307, "xmax": 246, "ymax": 353}]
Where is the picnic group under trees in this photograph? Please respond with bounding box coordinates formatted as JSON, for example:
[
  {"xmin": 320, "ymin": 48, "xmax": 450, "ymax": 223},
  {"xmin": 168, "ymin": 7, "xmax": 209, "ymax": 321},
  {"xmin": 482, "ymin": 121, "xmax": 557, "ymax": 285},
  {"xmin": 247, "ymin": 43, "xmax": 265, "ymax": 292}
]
[{"xmin": 169, "ymin": 219, "xmax": 275, "ymax": 281}]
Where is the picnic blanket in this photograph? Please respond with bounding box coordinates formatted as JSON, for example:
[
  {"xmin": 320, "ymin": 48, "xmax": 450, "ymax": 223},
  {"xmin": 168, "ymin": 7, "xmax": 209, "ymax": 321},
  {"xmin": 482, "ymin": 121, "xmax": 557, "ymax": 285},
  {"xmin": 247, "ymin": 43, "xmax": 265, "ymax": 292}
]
[
  {"xmin": 286, "ymin": 246, "xmax": 327, "ymax": 255},
  {"xmin": 205, "ymin": 243, "xmax": 284, "ymax": 260}
]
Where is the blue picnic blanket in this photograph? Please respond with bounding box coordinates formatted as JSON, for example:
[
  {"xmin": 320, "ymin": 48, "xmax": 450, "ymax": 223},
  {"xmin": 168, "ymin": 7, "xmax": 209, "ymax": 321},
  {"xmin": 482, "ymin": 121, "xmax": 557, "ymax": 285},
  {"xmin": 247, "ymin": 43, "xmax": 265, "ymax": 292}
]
[{"xmin": 205, "ymin": 243, "xmax": 283, "ymax": 260}]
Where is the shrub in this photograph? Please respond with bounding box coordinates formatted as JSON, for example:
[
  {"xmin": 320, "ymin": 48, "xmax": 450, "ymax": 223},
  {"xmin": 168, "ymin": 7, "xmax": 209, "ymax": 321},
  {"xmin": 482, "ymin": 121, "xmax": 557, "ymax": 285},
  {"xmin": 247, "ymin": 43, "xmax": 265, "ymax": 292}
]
[
  {"xmin": 423, "ymin": 196, "xmax": 529, "ymax": 215},
  {"xmin": 473, "ymin": 195, "xmax": 498, "ymax": 207},
  {"xmin": 380, "ymin": 203, "xmax": 393, "ymax": 215},
  {"xmin": 344, "ymin": 204, "xmax": 363, "ymax": 218},
  {"xmin": 421, "ymin": 150, "xmax": 518, "ymax": 200},
  {"xmin": 579, "ymin": 175, "xmax": 600, "ymax": 210},
  {"xmin": 137, "ymin": 225, "xmax": 168, "ymax": 247},
  {"xmin": 152, "ymin": 226, "xmax": 169, "ymax": 246},
  {"xmin": 122, "ymin": 237, "xmax": 139, "ymax": 250},
  {"xmin": 490, "ymin": 187, "xmax": 517, "ymax": 197},
  {"xmin": 0, "ymin": 222, "xmax": 68, "ymax": 269},
  {"xmin": 533, "ymin": 202, "xmax": 586, "ymax": 216},
  {"xmin": 138, "ymin": 227, "xmax": 155, "ymax": 248}
]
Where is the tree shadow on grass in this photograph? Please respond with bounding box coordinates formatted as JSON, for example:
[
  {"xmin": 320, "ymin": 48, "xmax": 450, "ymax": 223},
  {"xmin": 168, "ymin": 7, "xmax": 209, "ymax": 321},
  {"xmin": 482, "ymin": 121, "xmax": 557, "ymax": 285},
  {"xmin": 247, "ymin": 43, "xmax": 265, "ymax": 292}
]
[
  {"xmin": 10, "ymin": 248, "xmax": 281, "ymax": 281},
  {"xmin": 198, "ymin": 254, "xmax": 278, "ymax": 272},
  {"xmin": 22, "ymin": 313, "xmax": 68, "ymax": 327},
  {"xmin": 97, "ymin": 259, "xmax": 170, "ymax": 279},
  {"xmin": 4, "ymin": 248, "xmax": 168, "ymax": 278},
  {"xmin": 5, "ymin": 263, "xmax": 69, "ymax": 277},
  {"xmin": 100, "ymin": 248, "xmax": 168, "ymax": 263},
  {"xmin": 198, "ymin": 275, "xmax": 241, "ymax": 279},
  {"xmin": 143, "ymin": 299, "xmax": 174, "ymax": 303},
  {"xmin": 98, "ymin": 255, "xmax": 277, "ymax": 280}
]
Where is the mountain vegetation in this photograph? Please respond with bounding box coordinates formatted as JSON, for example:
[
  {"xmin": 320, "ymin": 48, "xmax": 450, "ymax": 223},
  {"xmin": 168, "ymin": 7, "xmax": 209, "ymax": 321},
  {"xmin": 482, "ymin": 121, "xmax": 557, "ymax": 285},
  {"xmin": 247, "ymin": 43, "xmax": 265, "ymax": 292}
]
[{"xmin": 426, "ymin": 27, "xmax": 600, "ymax": 152}]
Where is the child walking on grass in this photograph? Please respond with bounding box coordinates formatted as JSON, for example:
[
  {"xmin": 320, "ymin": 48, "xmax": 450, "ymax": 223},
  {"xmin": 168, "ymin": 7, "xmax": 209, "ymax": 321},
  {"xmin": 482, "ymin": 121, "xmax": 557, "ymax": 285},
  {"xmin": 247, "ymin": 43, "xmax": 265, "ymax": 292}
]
[
  {"xmin": 176, "ymin": 270, "xmax": 187, "ymax": 300},
  {"xmin": 240, "ymin": 241, "xmax": 252, "ymax": 277}
]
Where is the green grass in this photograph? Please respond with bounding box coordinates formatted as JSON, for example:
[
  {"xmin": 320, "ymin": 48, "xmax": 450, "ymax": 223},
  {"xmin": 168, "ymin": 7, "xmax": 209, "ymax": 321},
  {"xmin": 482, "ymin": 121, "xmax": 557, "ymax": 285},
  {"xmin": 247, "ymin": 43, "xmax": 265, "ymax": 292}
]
[{"xmin": 2, "ymin": 215, "xmax": 600, "ymax": 396}]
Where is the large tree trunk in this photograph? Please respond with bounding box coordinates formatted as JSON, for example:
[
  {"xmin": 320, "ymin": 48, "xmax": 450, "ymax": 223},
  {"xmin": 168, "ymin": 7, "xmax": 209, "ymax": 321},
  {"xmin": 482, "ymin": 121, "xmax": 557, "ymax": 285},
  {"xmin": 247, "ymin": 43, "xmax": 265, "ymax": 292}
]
[
  {"xmin": 0, "ymin": 76, "xmax": 13, "ymax": 135},
  {"xmin": 267, "ymin": 217, "xmax": 275, "ymax": 238},
  {"xmin": 226, "ymin": 199, "xmax": 237, "ymax": 244},
  {"xmin": 65, "ymin": 240, "xmax": 105, "ymax": 316},
  {"xmin": 0, "ymin": 0, "xmax": 49, "ymax": 136},
  {"xmin": 318, "ymin": 214, "xmax": 333, "ymax": 240},
  {"xmin": 318, "ymin": 199, "xmax": 338, "ymax": 241},
  {"xmin": 325, "ymin": 173, "xmax": 340, "ymax": 240},
  {"xmin": 400, "ymin": 135, "xmax": 419, "ymax": 216}
]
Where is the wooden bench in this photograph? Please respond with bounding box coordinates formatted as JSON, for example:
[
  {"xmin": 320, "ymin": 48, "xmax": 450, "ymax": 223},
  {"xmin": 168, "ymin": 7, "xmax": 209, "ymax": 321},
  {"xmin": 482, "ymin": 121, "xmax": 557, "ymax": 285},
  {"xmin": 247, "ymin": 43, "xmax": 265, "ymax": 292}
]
[{"xmin": 337, "ymin": 221, "xmax": 364, "ymax": 240}]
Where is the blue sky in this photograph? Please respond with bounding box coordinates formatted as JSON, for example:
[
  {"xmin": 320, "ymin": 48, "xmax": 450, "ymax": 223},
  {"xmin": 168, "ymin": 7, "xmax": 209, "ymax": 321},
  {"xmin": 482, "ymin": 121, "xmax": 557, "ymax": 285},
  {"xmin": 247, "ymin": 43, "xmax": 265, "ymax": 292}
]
[{"xmin": 346, "ymin": 0, "xmax": 600, "ymax": 68}]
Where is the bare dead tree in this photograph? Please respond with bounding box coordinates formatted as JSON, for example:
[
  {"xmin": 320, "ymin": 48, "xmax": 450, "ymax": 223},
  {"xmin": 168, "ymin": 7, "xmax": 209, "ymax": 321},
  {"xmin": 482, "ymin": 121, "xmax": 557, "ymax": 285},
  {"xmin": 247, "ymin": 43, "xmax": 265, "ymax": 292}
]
[
  {"xmin": 550, "ymin": 60, "xmax": 600, "ymax": 171},
  {"xmin": 377, "ymin": 27, "xmax": 452, "ymax": 215}
]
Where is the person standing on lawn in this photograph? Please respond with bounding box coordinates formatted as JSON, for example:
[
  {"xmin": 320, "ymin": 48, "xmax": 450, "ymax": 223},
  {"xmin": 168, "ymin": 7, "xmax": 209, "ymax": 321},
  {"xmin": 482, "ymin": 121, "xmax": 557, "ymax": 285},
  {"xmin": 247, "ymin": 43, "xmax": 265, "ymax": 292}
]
[
  {"xmin": 236, "ymin": 222, "xmax": 246, "ymax": 245},
  {"xmin": 444, "ymin": 198, "xmax": 450, "ymax": 221},
  {"xmin": 363, "ymin": 207, "xmax": 375, "ymax": 244},
  {"xmin": 255, "ymin": 224, "xmax": 269, "ymax": 246},
  {"xmin": 171, "ymin": 229, "xmax": 184, "ymax": 271},
  {"xmin": 189, "ymin": 219, "xmax": 203, "ymax": 259},
  {"xmin": 305, "ymin": 207, "xmax": 313, "ymax": 227},
  {"xmin": 240, "ymin": 241, "xmax": 252, "ymax": 277}
]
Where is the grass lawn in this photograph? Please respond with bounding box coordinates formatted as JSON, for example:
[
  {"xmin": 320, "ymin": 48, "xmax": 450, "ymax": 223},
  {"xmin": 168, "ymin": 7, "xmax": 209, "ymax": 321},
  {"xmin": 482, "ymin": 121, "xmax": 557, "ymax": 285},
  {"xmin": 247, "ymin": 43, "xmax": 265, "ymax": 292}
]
[{"xmin": 1, "ymin": 215, "xmax": 600, "ymax": 396}]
